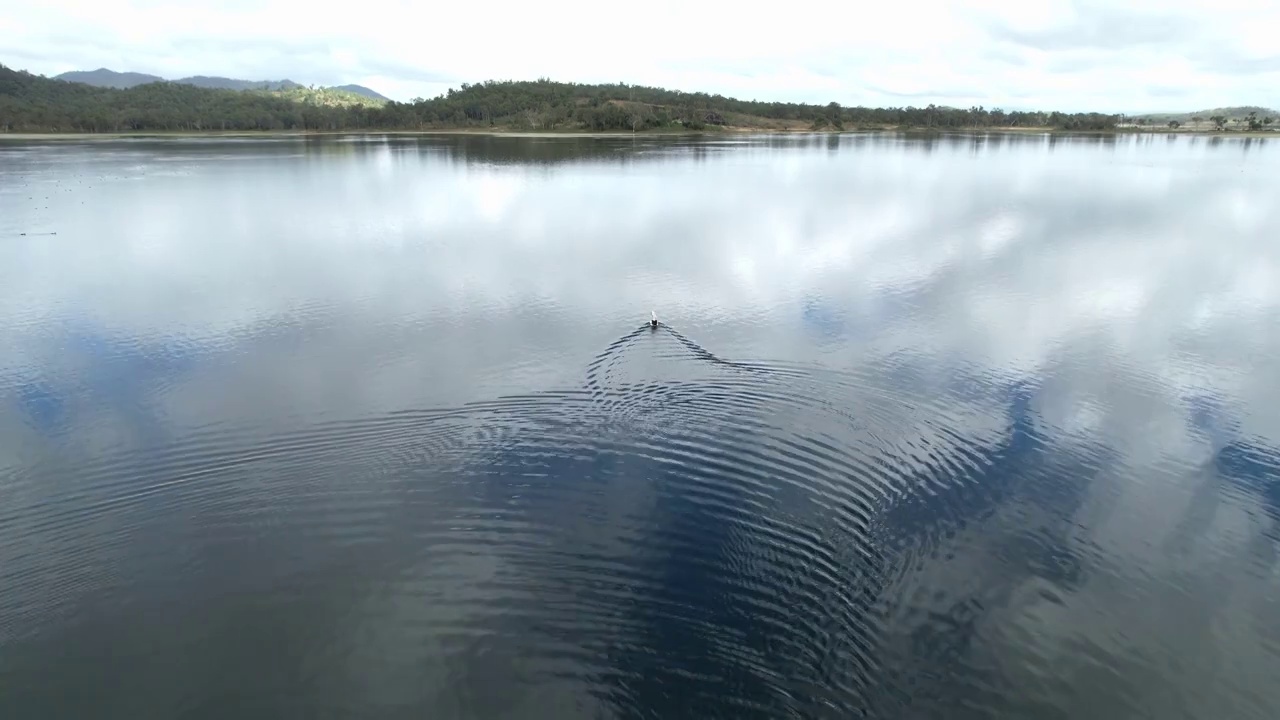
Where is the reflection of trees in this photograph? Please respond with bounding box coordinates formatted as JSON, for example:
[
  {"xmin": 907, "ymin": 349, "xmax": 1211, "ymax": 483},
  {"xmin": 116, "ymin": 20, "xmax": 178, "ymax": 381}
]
[
  {"xmin": 1214, "ymin": 440, "xmax": 1280, "ymax": 543},
  {"xmin": 863, "ymin": 379, "xmax": 1100, "ymax": 716}
]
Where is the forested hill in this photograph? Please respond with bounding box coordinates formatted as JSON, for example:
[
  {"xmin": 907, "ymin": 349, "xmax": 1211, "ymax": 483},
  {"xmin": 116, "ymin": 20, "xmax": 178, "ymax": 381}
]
[
  {"xmin": 2, "ymin": 64, "xmax": 1121, "ymax": 133},
  {"xmin": 1, "ymin": 65, "xmax": 386, "ymax": 132},
  {"xmin": 54, "ymin": 69, "xmax": 164, "ymax": 88},
  {"xmin": 56, "ymin": 68, "xmax": 388, "ymax": 102}
]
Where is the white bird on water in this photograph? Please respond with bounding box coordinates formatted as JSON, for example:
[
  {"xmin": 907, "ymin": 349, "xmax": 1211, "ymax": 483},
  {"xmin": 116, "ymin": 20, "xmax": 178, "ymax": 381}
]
[{"xmin": 651, "ymin": 311, "xmax": 659, "ymax": 328}]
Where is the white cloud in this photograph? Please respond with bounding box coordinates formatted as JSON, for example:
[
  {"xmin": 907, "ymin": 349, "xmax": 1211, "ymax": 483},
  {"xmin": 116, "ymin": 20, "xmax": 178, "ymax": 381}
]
[{"xmin": 3, "ymin": 0, "xmax": 1280, "ymax": 110}]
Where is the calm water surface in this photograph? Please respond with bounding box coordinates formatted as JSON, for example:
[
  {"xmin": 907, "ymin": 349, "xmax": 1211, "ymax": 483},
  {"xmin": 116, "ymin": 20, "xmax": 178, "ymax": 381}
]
[{"xmin": 2, "ymin": 133, "xmax": 1279, "ymax": 719}]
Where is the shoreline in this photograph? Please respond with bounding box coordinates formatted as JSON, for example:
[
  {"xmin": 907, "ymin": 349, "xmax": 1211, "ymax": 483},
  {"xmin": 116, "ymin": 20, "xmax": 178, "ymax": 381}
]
[{"xmin": 2, "ymin": 126, "xmax": 1277, "ymax": 141}]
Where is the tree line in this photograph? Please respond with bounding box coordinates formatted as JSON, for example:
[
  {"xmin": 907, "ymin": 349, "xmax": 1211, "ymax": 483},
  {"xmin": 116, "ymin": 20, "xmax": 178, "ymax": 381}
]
[
  {"xmin": 2, "ymin": 65, "xmax": 1122, "ymax": 133},
  {"xmin": 0, "ymin": 65, "xmax": 383, "ymax": 132}
]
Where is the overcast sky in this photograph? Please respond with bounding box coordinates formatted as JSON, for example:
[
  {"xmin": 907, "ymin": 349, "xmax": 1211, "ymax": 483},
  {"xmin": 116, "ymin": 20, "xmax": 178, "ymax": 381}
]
[{"xmin": 3, "ymin": 0, "xmax": 1278, "ymax": 112}]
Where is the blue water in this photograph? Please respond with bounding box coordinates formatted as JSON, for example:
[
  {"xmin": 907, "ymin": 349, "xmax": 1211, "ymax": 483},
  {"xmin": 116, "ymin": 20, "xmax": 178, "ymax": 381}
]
[{"xmin": 1, "ymin": 133, "xmax": 1278, "ymax": 719}]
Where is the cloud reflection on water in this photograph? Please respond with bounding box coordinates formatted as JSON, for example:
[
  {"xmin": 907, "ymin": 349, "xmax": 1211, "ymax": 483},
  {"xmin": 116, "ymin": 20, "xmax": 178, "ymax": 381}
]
[{"xmin": 1, "ymin": 133, "xmax": 1278, "ymax": 718}]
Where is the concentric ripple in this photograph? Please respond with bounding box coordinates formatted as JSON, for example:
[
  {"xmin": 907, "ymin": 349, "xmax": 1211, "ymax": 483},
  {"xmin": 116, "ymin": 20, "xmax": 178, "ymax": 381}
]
[{"xmin": 0, "ymin": 321, "xmax": 1026, "ymax": 719}]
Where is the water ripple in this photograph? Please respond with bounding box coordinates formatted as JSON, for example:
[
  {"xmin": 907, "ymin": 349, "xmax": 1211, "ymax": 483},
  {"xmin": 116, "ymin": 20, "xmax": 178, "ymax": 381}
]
[{"xmin": 1, "ymin": 320, "xmax": 1033, "ymax": 718}]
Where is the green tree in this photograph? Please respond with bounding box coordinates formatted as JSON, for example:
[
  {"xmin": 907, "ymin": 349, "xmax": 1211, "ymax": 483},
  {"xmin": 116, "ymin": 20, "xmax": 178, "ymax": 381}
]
[{"xmin": 0, "ymin": 63, "xmax": 1125, "ymax": 135}]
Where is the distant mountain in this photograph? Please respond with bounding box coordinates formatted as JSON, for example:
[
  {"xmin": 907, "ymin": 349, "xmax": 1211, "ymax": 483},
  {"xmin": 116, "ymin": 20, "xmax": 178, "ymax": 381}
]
[
  {"xmin": 333, "ymin": 84, "xmax": 389, "ymax": 102},
  {"xmin": 174, "ymin": 76, "xmax": 303, "ymax": 92},
  {"xmin": 1135, "ymin": 106, "xmax": 1278, "ymax": 122},
  {"xmin": 52, "ymin": 67, "xmax": 385, "ymax": 102},
  {"xmin": 1199, "ymin": 106, "xmax": 1276, "ymax": 116},
  {"xmin": 54, "ymin": 68, "xmax": 164, "ymax": 89}
]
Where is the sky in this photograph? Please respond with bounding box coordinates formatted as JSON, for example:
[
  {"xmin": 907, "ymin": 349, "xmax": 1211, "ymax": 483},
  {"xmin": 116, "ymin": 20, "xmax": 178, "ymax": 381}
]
[{"xmin": 2, "ymin": 0, "xmax": 1279, "ymax": 112}]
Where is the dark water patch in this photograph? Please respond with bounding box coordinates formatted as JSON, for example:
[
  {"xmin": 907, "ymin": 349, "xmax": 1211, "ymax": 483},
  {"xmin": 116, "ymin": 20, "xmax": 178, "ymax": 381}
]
[{"xmin": 0, "ymin": 322, "xmax": 1019, "ymax": 717}]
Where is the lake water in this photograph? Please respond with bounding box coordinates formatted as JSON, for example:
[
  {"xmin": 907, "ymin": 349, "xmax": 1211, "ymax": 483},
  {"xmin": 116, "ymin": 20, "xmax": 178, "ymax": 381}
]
[{"xmin": 2, "ymin": 132, "xmax": 1279, "ymax": 719}]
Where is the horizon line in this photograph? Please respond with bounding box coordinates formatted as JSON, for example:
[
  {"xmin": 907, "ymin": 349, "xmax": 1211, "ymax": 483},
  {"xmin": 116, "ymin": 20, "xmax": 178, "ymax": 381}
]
[{"xmin": 18, "ymin": 63, "xmax": 1280, "ymax": 117}]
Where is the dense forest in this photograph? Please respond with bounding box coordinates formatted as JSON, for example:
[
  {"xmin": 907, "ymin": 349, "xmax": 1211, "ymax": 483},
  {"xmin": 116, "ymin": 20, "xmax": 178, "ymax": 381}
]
[
  {"xmin": 2, "ymin": 63, "xmax": 1123, "ymax": 133},
  {"xmin": 0, "ymin": 65, "xmax": 384, "ymax": 131}
]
